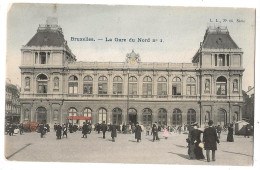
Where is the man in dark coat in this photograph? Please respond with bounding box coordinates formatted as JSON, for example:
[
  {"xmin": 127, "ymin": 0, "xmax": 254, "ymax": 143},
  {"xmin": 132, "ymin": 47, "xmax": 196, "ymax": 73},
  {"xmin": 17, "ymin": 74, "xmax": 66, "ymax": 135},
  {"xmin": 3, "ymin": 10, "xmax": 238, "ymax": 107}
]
[
  {"xmin": 56, "ymin": 123, "xmax": 62, "ymax": 139},
  {"xmin": 135, "ymin": 122, "xmax": 142, "ymax": 142},
  {"xmin": 245, "ymin": 124, "xmax": 251, "ymax": 138},
  {"xmin": 82, "ymin": 122, "xmax": 88, "ymax": 138},
  {"xmin": 101, "ymin": 121, "xmax": 107, "ymax": 139},
  {"xmin": 203, "ymin": 120, "xmax": 220, "ymax": 162},
  {"xmin": 216, "ymin": 125, "xmax": 222, "ymax": 139},
  {"xmin": 111, "ymin": 124, "xmax": 117, "ymax": 142},
  {"xmin": 152, "ymin": 124, "xmax": 159, "ymax": 142},
  {"xmin": 62, "ymin": 124, "xmax": 68, "ymax": 138},
  {"xmin": 39, "ymin": 123, "xmax": 45, "ymax": 138}
]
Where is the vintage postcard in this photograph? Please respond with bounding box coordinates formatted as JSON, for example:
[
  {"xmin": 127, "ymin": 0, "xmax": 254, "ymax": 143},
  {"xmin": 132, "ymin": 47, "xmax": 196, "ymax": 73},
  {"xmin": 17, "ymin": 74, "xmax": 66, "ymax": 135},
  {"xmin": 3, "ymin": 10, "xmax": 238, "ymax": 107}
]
[{"xmin": 3, "ymin": 3, "xmax": 256, "ymax": 167}]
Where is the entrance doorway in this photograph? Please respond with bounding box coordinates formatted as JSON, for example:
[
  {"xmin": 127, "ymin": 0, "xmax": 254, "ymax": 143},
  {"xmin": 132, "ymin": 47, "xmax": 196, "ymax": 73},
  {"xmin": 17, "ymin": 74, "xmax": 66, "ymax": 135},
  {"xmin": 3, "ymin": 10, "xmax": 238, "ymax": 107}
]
[
  {"xmin": 36, "ymin": 107, "xmax": 47, "ymax": 123},
  {"xmin": 128, "ymin": 108, "xmax": 137, "ymax": 125}
]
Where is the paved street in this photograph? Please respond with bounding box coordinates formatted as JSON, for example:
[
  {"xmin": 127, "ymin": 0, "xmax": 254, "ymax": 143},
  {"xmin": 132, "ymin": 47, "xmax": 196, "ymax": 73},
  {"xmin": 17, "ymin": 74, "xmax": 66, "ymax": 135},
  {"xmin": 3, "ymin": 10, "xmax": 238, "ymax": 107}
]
[{"xmin": 4, "ymin": 130, "xmax": 253, "ymax": 166}]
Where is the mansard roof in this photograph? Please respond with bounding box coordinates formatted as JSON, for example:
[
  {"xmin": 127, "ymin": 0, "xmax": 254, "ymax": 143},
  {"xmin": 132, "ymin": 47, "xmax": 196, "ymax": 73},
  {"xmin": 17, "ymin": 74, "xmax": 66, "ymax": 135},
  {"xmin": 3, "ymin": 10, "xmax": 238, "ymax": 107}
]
[{"xmin": 201, "ymin": 26, "xmax": 239, "ymax": 49}]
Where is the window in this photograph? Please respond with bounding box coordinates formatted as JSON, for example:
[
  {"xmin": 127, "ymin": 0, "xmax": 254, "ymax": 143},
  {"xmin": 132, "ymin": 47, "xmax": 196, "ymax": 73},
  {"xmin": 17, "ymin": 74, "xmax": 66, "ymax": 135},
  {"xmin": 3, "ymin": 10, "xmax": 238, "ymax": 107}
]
[
  {"xmin": 205, "ymin": 111, "xmax": 210, "ymax": 124},
  {"xmin": 215, "ymin": 54, "xmax": 217, "ymax": 66},
  {"xmin": 217, "ymin": 109, "xmax": 227, "ymax": 126},
  {"xmin": 83, "ymin": 75, "xmax": 93, "ymax": 94},
  {"xmin": 227, "ymin": 54, "xmax": 230, "ymax": 66},
  {"xmin": 83, "ymin": 108, "xmax": 92, "ymax": 123},
  {"xmin": 142, "ymin": 108, "xmax": 152, "ymax": 126},
  {"xmin": 157, "ymin": 76, "xmax": 167, "ymax": 98},
  {"xmin": 36, "ymin": 107, "xmax": 47, "ymax": 123},
  {"xmin": 142, "ymin": 76, "xmax": 152, "ymax": 98},
  {"xmin": 186, "ymin": 77, "xmax": 196, "ymax": 95},
  {"xmin": 218, "ymin": 54, "xmax": 225, "ymax": 66},
  {"xmin": 98, "ymin": 76, "xmax": 108, "ymax": 95},
  {"xmin": 53, "ymin": 110, "xmax": 58, "ymax": 121},
  {"xmin": 172, "ymin": 77, "xmax": 181, "ymax": 95},
  {"xmin": 35, "ymin": 52, "xmax": 38, "ymax": 64},
  {"xmin": 68, "ymin": 108, "xmax": 77, "ymax": 124},
  {"xmin": 112, "ymin": 108, "xmax": 122, "ymax": 125},
  {"xmin": 205, "ymin": 79, "xmax": 210, "ymax": 93},
  {"xmin": 158, "ymin": 108, "xmax": 167, "ymax": 126},
  {"xmin": 129, "ymin": 76, "xmax": 137, "ymax": 97},
  {"xmin": 37, "ymin": 74, "xmax": 48, "ymax": 93},
  {"xmin": 233, "ymin": 79, "xmax": 238, "ymax": 92},
  {"xmin": 68, "ymin": 75, "xmax": 78, "ymax": 94},
  {"xmin": 53, "ymin": 77, "xmax": 59, "ymax": 90},
  {"xmin": 98, "ymin": 108, "xmax": 107, "ymax": 124},
  {"xmin": 113, "ymin": 76, "xmax": 123, "ymax": 95},
  {"xmin": 24, "ymin": 109, "xmax": 29, "ymax": 121},
  {"xmin": 216, "ymin": 76, "xmax": 227, "ymax": 95},
  {"xmin": 187, "ymin": 109, "xmax": 196, "ymax": 125},
  {"xmin": 25, "ymin": 77, "xmax": 30, "ymax": 90},
  {"xmin": 172, "ymin": 109, "xmax": 182, "ymax": 126},
  {"xmin": 40, "ymin": 52, "xmax": 46, "ymax": 64}
]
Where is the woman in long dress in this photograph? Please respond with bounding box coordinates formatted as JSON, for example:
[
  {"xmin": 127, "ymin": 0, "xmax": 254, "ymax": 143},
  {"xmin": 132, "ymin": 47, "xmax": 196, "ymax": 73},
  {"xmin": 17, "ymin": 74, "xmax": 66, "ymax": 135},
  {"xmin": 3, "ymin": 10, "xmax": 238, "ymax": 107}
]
[
  {"xmin": 190, "ymin": 124, "xmax": 205, "ymax": 160},
  {"xmin": 227, "ymin": 124, "xmax": 234, "ymax": 142}
]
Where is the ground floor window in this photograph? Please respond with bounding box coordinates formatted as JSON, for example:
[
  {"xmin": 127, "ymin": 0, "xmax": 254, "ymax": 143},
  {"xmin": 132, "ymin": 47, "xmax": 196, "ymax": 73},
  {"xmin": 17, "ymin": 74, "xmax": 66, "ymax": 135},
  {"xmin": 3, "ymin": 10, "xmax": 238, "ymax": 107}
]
[
  {"xmin": 158, "ymin": 108, "xmax": 167, "ymax": 126},
  {"xmin": 98, "ymin": 108, "xmax": 107, "ymax": 124},
  {"xmin": 172, "ymin": 109, "xmax": 182, "ymax": 126},
  {"xmin": 187, "ymin": 109, "xmax": 196, "ymax": 125},
  {"xmin": 142, "ymin": 108, "xmax": 152, "ymax": 126},
  {"xmin": 112, "ymin": 108, "xmax": 122, "ymax": 125},
  {"xmin": 217, "ymin": 109, "xmax": 227, "ymax": 126},
  {"xmin": 36, "ymin": 107, "xmax": 47, "ymax": 123}
]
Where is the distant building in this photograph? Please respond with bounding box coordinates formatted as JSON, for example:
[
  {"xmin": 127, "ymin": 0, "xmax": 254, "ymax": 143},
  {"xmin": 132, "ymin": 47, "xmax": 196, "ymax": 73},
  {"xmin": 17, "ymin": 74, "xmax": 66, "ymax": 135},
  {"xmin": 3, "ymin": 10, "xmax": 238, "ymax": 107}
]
[
  {"xmin": 19, "ymin": 18, "xmax": 244, "ymax": 127},
  {"xmin": 242, "ymin": 86, "xmax": 254, "ymax": 125},
  {"xmin": 5, "ymin": 79, "xmax": 21, "ymax": 123}
]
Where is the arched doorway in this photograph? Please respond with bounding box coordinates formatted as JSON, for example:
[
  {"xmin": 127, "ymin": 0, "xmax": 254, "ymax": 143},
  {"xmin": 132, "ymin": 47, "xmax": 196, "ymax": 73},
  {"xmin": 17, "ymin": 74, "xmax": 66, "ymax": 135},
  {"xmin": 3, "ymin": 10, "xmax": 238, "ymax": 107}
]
[
  {"xmin": 217, "ymin": 109, "xmax": 227, "ymax": 126},
  {"xmin": 128, "ymin": 108, "xmax": 137, "ymax": 124},
  {"xmin": 142, "ymin": 108, "xmax": 152, "ymax": 126},
  {"xmin": 112, "ymin": 108, "xmax": 122, "ymax": 125},
  {"xmin": 158, "ymin": 108, "xmax": 167, "ymax": 126},
  {"xmin": 172, "ymin": 109, "xmax": 182, "ymax": 126},
  {"xmin": 36, "ymin": 107, "xmax": 47, "ymax": 123}
]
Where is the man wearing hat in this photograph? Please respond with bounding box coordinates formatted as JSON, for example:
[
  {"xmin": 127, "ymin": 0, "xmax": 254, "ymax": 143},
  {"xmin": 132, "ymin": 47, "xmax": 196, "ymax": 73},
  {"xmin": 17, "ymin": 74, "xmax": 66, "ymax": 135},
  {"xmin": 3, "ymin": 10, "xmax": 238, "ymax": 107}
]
[
  {"xmin": 135, "ymin": 122, "xmax": 142, "ymax": 142},
  {"xmin": 203, "ymin": 120, "xmax": 220, "ymax": 162}
]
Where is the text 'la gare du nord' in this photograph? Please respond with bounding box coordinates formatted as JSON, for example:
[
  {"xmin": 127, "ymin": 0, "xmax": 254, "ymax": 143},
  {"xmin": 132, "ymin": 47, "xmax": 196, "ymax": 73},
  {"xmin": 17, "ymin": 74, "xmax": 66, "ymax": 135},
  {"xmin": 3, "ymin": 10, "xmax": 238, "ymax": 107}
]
[{"xmin": 70, "ymin": 37, "xmax": 163, "ymax": 42}]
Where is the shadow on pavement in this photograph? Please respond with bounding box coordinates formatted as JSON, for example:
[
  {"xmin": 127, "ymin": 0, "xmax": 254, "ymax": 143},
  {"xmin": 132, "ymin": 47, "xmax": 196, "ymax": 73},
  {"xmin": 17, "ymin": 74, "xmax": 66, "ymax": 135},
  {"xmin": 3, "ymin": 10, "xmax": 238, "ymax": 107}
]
[
  {"xmin": 221, "ymin": 150, "xmax": 253, "ymax": 157},
  {"xmin": 6, "ymin": 143, "xmax": 32, "ymax": 159},
  {"xmin": 168, "ymin": 152, "xmax": 190, "ymax": 160},
  {"xmin": 128, "ymin": 140, "xmax": 137, "ymax": 142},
  {"xmin": 173, "ymin": 144, "xmax": 187, "ymax": 148}
]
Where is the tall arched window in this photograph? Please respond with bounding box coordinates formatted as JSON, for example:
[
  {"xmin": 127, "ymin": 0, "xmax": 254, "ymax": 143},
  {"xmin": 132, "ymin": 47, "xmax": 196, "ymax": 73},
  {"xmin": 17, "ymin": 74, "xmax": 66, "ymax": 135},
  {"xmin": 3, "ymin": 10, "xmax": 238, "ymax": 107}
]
[
  {"xmin": 172, "ymin": 77, "xmax": 181, "ymax": 96},
  {"xmin": 142, "ymin": 76, "xmax": 152, "ymax": 98},
  {"xmin": 25, "ymin": 77, "xmax": 30, "ymax": 90},
  {"xmin": 172, "ymin": 109, "xmax": 182, "ymax": 126},
  {"xmin": 83, "ymin": 75, "xmax": 93, "ymax": 94},
  {"xmin": 142, "ymin": 108, "xmax": 152, "ymax": 126},
  {"xmin": 98, "ymin": 108, "xmax": 107, "ymax": 123},
  {"xmin": 187, "ymin": 109, "xmax": 196, "ymax": 125},
  {"xmin": 37, "ymin": 74, "xmax": 48, "ymax": 94},
  {"xmin": 112, "ymin": 108, "xmax": 122, "ymax": 125},
  {"xmin": 233, "ymin": 79, "xmax": 238, "ymax": 92},
  {"xmin": 217, "ymin": 109, "xmax": 227, "ymax": 126},
  {"xmin": 98, "ymin": 76, "xmax": 108, "ymax": 95},
  {"xmin": 68, "ymin": 75, "xmax": 78, "ymax": 94},
  {"xmin": 186, "ymin": 77, "xmax": 196, "ymax": 95},
  {"xmin": 216, "ymin": 76, "xmax": 227, "ymax": 95},
  {"xmin": 158, "ymin": 108, "xmax": 167, "ymax": 126},
  {"xmin": 83, "ymin": 108, "xmax": 92, "ymax": 123},
  {"xmin": 128, "ymin": 108, "xmax": 137, "ymax": 124},
  {"xmin": 53, "ymin": 77, "xmax": 59, "ymax": 90},
  {"xmin": 68, "ymin": 107, "xmax": 77, "ymax": 124},
  {"xmin": 157, "ymin": 76, "xmax": 167, "ymax": 98},
  {"xmin": 129, "ymin": 76, "xmax": 138, "ymax": 98},
  {"xmin": 113, "ymin": 76, "xmax": 123, "ymax": 95}
]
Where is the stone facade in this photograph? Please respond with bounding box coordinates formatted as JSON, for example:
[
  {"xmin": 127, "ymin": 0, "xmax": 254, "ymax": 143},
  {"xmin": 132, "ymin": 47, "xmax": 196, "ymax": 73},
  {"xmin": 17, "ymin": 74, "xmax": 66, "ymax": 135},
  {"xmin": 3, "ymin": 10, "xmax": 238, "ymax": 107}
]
[{"xmin": 19, "ymin": 20, "xmax": 244, "ymax": 128}]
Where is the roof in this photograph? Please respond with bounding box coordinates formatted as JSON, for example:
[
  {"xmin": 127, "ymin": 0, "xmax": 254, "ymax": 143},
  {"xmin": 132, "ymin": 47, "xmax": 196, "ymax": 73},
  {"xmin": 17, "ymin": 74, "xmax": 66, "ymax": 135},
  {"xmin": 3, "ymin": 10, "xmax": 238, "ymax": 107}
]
[{"xmin": 201, "ymin": 26, "xmax": 239, "ymax": 49}]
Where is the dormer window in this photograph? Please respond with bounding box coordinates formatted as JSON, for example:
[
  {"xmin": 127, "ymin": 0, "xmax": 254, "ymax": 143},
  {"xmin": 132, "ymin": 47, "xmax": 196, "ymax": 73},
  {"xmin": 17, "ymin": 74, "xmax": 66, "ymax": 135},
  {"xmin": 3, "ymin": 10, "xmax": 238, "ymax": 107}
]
[{"xmin": 40, "ymin": 52, "xmax": 46, "ymax": 64}]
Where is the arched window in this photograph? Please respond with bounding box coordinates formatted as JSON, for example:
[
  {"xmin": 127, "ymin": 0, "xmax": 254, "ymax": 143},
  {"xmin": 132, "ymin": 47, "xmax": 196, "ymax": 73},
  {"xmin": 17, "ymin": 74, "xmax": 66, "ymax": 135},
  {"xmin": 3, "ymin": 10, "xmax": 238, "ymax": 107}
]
[
  {"xmin": 113, "ymin": 76, "xmax": 123, "ymax": 95},
  {"xmin": 158, "ymin": 108, "xmax": 167, "ymax": 126},
  {"xmin": 216, "ymin": 76, "xmax": 227, "ymax": 95},
  {"xmin": 187, "ymin": 109, "xmax": 196, "ymax": 125},
  {"xmin": 36, "ymin": 107, "xmax": 47, "ymax": 123},
  {"xmin": 112, "ymin": 108, "xmax": 122, "ymax": 125},
  {"xmin": 205, "ymin": 79, "xmax": 210, "ymax": 93},
  {"xmin": 53, "ymin": 77, "xmax": 59, "ymax": 90},
  {"xmin": 233, "ymin": 79, "xmax": 238, "ymax": 92},
  {"xmin": 128, "ymin": 108, "xmax": 137, "ymax": 124},
  {"xmin": 83, "ymin": 108, "xmax": 92, "ymax": 123},
  {"xmin": 68, "ymin": 75, "xmax": 78, "ymax": 94},
  {"xmin": 98, "ymin": 108, "xmax": 107, "ymax": 123},
  {"xmin": 37, "ymin": 74, "xmax": 48, "ymax": 94},
  {"xmin": 53, "ymin": 110, "xmax": 58, "ymax": 121},
  {"xmin": 186, "ymin": 77, "xmax": 196, "ymax": 95},
  {"xmin": 98, "ymin": 76, "xmax": 108, "ymax": 95},
  {"xmin": 142, "ymin": 108, "xmax": 152, "ymax": 126},
  {"xmin": 172, "ymin": 77, "xmax": 181, "ymax": 96},
  {"xmin": 157, "ymin": 76, "xmax": 167, "ymax": 98},
  {"xmin": 172, "ymin": 109, "xmax": 182, "ymax": 126},
  {"xmin": 68, "ymin": 107, "xmax": 77, "ymax": 124},
  {"xmin": 217, "ymin": 109, "xmax": 227, "ymax": 126},
  {"xmin": 129, "ymin": 76, "xmax": 138, "ymax": 97},
  {"xmin": 142, "ymin": 76, "xmax": 152, "ymax": 98},
  {"xmin": 83, "ymin": 75, "xmax": 93, "ymax": 94},
  {"xmin": 25, "ymin": 77, "xmax": 30, "ymax": 90}
]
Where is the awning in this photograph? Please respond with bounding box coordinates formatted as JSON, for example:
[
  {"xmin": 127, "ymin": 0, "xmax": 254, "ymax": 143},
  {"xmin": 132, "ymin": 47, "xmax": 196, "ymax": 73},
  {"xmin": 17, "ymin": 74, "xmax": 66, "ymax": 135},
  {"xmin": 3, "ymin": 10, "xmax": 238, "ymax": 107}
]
[{"xmin": 68, "ymin": 116, "xmax": 92, "ymax": 120}]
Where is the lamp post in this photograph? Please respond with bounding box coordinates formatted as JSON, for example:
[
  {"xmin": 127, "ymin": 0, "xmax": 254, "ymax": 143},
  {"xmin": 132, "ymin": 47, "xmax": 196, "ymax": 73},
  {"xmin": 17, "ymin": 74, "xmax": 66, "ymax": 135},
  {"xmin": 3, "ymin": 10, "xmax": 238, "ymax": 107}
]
[{"xmin": 127, "ymin": 69, "xmax": 130, "ymax": 124}]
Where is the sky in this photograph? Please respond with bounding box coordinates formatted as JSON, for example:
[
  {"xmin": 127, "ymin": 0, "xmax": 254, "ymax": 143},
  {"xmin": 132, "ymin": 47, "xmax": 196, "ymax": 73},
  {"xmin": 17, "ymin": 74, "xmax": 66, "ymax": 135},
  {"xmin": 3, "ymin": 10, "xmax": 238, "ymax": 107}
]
[{"xmin": 6, "ymin": 4, "xmax": 255, "ymax": 91}]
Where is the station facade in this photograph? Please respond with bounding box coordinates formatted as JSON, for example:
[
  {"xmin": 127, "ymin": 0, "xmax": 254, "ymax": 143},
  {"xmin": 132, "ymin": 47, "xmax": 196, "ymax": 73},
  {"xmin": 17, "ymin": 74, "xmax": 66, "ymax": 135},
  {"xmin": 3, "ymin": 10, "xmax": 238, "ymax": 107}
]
[{"xmin": 19, "ymin": 20, "xmax": 244, "ymax": 128}]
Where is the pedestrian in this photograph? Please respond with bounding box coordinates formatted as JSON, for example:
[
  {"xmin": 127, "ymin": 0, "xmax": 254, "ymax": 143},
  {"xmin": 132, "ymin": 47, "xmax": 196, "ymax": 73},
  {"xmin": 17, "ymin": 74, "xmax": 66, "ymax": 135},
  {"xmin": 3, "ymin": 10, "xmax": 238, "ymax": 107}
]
[
  {"xmin": 8, "ymin": 124, "xmax": 14, "ymax": 136},
  {"xmin": 39, "ymin": 123, "xmax": 45, "ymax": 138},
  {"xmin": 62, "ymin": 124, "xmax": 68, "ymax": 138},
  {"xmin": 56, "ymin": 123, "xmax": 62, "ymax": 139},
  {"xmin": 216, "ymin": 125, "xmax": 222, "ymax": 139},
  {"xmin": 244, "ymin": 124, "xmax": 251, "ymax": 138},
  {"xmin": 190, "ymin": 123, "xmax": 205, "ymax": 160},
  {"xmin": 19, "ymin": 123, "xmax": 24, "ymax": 135},
  {"xmin": 146, "ymin": 125, "xmax": 150, "ymax": 136},
  {"xmin": 152, "ymin": 124, "xmax": 159, "ymax": 142},
  {"xmin": 82, "ymin": 122, "xmax": 88, "ymax": 138},
  {"xmin": 227, "ymin": 124, "xmax": 234, "ymax": 142},
  {"xmin": 54, "ymin": 123, "xmax": 57, "ymax": 132},
  {"xmin": 177, "ymin": 125, "xmax": 182, "ymax": 134},
  {"xmin": 203, "ymin": 120, "xmax": 220, "ymax": 162},
  {"xmin": 69, "ymin": 123, "xmax": 73, "ymax": 133},
  {"xmin": 97, "ymin": 123, "xmax": 101, "ymax": 134},
  {"xmin": 135, "ymin": 122, "xmax": 142, "ymax": 142},
  {"xmin": 101, "ymin": 121, "xmax": 107, "ymax": 139},
  {"xmin": 122, "ymin": 123, "xmax": 126, "ymax": 134},
  {"xmin": 163, "ymin": 126, "xmax": 169, "ymax": 139},
  {"xmin": 111, "ymin": 124, "xmax": 117, "ymax": 142}
]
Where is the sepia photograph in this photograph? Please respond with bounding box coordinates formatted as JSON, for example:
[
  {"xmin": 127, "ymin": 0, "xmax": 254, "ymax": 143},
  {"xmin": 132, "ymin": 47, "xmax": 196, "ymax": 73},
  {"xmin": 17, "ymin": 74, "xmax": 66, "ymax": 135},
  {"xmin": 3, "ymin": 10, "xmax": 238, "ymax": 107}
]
[{"xmin": 1, "ymin": 1, "xmax": 258, "ymax": 169}]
